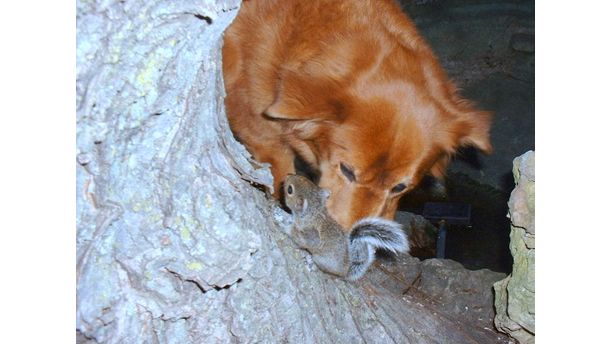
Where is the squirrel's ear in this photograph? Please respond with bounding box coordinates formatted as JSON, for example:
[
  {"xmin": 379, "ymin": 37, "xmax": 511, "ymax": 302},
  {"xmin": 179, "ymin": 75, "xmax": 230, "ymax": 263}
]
[
  {"xmin": 301, "ymin": 198, "xmax": 309, "ymax": 214},
  {"xmin": 319, "ymin": 189, "xmax": 330, "ymax": 201}
]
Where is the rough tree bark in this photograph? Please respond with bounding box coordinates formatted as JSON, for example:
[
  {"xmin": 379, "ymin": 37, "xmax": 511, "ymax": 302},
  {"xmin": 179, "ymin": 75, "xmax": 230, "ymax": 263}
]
[{"xmin": 76, "ymin": 1, "xmax": 510, "ymax": 342}]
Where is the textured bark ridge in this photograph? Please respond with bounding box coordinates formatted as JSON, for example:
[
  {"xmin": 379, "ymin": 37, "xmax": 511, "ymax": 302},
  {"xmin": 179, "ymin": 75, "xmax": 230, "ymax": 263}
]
[{"xmin": 76, "ymin": 1, "xmax": 511, "ymax": 342}]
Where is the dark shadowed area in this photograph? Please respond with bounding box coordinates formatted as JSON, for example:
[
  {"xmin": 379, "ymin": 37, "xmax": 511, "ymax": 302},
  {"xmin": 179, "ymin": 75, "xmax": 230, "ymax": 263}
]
[{"xmin": 396, "ymin": 0, "xmax": 534, "ymax": 274}]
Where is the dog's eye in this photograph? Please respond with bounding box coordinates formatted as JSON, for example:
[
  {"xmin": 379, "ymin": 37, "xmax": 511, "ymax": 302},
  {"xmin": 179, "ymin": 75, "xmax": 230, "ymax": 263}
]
[
  {"xmin": 391, "ymin": 183, "xmax": 406, "ymax": 193},
  {"xmin": 340, "ymin": 163, "xmax": 356, "ymax": 182},
  {"xmin": 287, "ymin": 184, "xmax": 294, "ymax": 195}
]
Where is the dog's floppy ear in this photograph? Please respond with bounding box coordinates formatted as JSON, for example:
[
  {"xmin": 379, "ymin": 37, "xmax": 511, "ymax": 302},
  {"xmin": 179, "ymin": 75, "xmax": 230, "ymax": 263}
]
[
  {"xmin": 265, "ymin": 71, "xmax": 342, "ymax": 121},
  {"xmin": 430, "ymin": 109, "xmax": 491, "ymax": 180},
  {"xmin": 438, "ymin": 80, "xmax": 493, "ymax": 155},
  {"xmin": 455, "ymin": 110, "xmax": 493, "ymax": 154}
]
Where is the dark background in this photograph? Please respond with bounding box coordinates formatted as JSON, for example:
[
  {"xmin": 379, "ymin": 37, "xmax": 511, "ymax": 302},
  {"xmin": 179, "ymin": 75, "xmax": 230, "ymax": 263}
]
[{"xmin": 396, "ymin": 0, "xmax": 534, "ymax": 273}]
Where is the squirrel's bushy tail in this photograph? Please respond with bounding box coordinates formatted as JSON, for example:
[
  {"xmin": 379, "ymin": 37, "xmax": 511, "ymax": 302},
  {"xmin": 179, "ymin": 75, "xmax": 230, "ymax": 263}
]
[
  {"xmin": 347, "ymin": 218, "xmax": 410, "ymax": 281},
  {"xmin": 350, "ymin": 218, "xmax": 409, "ymax": 254}
]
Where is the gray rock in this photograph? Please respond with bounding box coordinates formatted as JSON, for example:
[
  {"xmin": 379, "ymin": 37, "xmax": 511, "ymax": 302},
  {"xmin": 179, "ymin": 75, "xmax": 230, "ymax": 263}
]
[
  {"xmin": 494, "ymin": 151, "xmax": 535, "ymax": 343},
  {"xmin": 395, "ymin": 211, "xmax": 438, "ymax": 256},
  {"xmin": 372, "ymin": 255, "xmax": 509, "ymax": 342},
  {"xmin": 510, "ymin": 33, "xmax": 535, "ymax": 53},
  {"xmin": 418, "ymin": 259, "xmax": 506, "ymax": 329}
]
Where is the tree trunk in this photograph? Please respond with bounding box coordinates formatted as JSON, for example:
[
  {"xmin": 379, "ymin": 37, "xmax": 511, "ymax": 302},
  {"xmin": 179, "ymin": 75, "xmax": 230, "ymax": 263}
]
[{"xmin": 76, "ymin": 1, "xmax": 510, "ymax": 342}]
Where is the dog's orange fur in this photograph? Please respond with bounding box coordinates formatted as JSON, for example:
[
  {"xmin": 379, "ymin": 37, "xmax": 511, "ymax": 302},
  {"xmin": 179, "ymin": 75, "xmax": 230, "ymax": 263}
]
[{"xmin": 223, "ymin": 0, "xmax": 492, "ymax": 229}]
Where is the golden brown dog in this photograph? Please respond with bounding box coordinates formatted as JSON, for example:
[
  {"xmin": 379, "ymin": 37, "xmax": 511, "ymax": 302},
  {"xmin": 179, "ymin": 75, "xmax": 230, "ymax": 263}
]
[{"xmin": 222, "ymin": 0, "xmax": 492, "ymax": 229}]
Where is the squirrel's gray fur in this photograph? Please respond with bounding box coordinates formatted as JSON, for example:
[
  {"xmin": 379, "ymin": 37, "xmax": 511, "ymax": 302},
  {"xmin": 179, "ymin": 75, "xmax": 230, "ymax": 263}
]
[{"xmin": 283, "ymin": 175, "xmax": 410, "ymax": 281}]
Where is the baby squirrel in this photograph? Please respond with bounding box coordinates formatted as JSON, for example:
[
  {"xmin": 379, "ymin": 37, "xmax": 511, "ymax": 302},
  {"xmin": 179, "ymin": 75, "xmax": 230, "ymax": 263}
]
[{"xmin": 283, "ymin": 174, "xmax": 410, "ymax": 281}]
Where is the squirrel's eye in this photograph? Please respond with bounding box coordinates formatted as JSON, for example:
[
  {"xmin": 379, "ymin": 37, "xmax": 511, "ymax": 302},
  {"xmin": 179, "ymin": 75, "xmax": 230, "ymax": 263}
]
[
  {"xmin": 287, "ymin": 184, "xmax": 293, "ymax": 195},
  {"xmin": 340, "ymin": 163, "xmax": 356, "ymax": 182},
  {"xmin": 391, "ymin": 183, "xmax": 406, "ymax": 193}
]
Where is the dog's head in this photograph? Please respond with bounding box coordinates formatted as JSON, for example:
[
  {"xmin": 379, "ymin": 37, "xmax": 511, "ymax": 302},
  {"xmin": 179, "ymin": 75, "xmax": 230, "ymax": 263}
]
[{"xmin": 265, "ymin": 37, "xmax": 492, "ymax": 229}]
